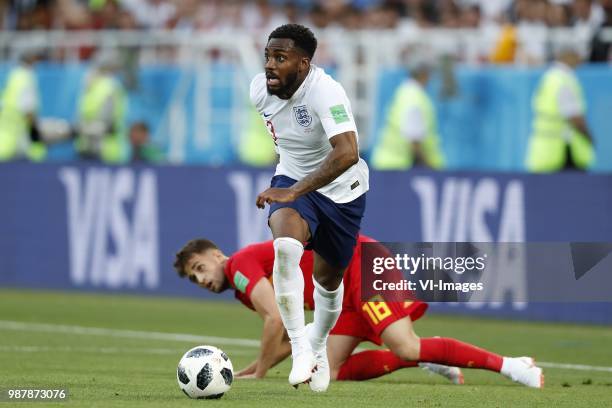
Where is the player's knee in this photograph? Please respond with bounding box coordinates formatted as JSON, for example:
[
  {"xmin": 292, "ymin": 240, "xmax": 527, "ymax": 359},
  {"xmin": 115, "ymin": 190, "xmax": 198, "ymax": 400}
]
[
  {"xmin": 313, "ymin": 272, "xmax": 343, "ymax": 291},
  {"xmin": 388, "ymin": 330, "xmax": 421, "ymax": 361},
  {"xmin": 273, "ymin": 237, "xmax": 303, "ymax": 276},
  {"xmin": 269, "ymin": 209, "xmax": 309, "ymax": 241},
  {"xmin": 312, "ymin": 258, "xmax": 345, "ymax": 291},
  {"xmin": 392, "ymin": 342, "xmax": 420, "ymax": 361}
]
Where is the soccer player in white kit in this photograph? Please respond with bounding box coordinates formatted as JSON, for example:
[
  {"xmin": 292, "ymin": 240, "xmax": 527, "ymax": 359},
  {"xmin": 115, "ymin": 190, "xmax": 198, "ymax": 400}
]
[{"xmin": 252, "ymin": 24, "xmax": 369, "ymax": 392}]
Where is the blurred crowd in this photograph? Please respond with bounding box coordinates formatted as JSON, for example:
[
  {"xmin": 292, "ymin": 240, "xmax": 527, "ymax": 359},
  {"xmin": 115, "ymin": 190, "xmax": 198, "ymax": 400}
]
[
  {"xmin": 0, "ymin": 0, "xmax": 608, "ymax": 34},
  {"xmin": 0, "ymin": 0, "xmax": 606, "ymax": 31},
  {"xmin": 0, "ymin": 0, "xmax": 610, "ymax": 63}
]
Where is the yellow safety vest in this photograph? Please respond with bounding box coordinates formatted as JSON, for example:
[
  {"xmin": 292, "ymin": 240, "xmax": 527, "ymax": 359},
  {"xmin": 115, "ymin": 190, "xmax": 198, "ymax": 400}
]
[
  {"xmin": 526, "ymin": 65, "xmax": 594, "ymax": 172},
  {"xmin": 371, "ymin": 80, "xmax": 445, "ymax": 170},
  {"xmin": 76, "ymin": 73, "xmax": 127, "ymax": 164},
  {"xmin": 0, "ymin": 65, "xmax": 46, "ymax": 162},
  {"xmin": 238, "ymin": 104, "xmax": 277, "ymax": 167}
]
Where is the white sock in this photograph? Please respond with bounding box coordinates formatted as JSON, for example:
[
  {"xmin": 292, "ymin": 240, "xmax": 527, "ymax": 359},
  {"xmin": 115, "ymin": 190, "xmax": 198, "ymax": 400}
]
[
  {"xmin": 501, "ymin": 357, "xmax": 517, "ymax": 377},
  {"xmin": 273, "ymin": 237, "xmax": 306, "ymax": 346},
  {"xmin": 310, "ymin": 277, "xmax": 344, "ymax": 353}
]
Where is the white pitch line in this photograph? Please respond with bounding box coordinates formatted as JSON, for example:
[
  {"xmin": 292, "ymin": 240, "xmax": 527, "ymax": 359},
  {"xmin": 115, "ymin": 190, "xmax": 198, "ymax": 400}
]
[
  {"xmin": 2, "ymin": 320, "xmax": 612, "ymax": 374},
  {"xmin": 0, "ymin": 345, "xmax": 253, "ymax": 356},
  {"xmin": 0, "ymin": 345, "xmax": 181, "ymax": 355},
  {"xmin": 0, "ymin": 320, "xmax": 259, "ymax": 347},
  {"xmin": 538, "ymin": 362, "xmax": 612, "ymax": 373}
]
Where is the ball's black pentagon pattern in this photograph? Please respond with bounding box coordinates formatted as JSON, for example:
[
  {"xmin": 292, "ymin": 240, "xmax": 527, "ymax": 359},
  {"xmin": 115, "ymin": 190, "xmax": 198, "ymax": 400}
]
[
  {"xmin": 220, "ymin": 368, "xmax": 233, "ymax": 386},
  {"xmin": 177, "ymin": 364, "xmax": 190, "ymax": 385},
  {"xmin": 220, "ymin": 352, "xmax": 229, "ymax": 361},
  {"xmin": 196, "ymin": 363, "xmax": 214, "ymax": 390},
  {"xmin": 186, "ymin": 347, "xmax": 214, "ymax": 359}
]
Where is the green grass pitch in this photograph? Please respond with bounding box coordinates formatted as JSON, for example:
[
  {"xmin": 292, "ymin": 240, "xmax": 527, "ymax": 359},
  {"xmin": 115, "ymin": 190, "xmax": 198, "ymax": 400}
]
[{"xmin": 1, "ymin": 289, "xmax": 611, "ymax": 407}]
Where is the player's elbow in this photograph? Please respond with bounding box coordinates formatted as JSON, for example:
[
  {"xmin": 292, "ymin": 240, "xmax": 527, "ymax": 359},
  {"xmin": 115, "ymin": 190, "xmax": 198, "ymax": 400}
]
[
  {"xmin": 339, "ymin": 147, "xmax": 359, "ymax": 169},
  {"xmin": 348, "ymin": 151, "xmax": 359, "ymax": 167}
]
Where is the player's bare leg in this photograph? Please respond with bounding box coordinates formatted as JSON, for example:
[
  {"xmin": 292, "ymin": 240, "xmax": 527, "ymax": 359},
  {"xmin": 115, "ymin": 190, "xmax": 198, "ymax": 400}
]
[
  {"xmin": 307, "ymin": 253, "xmax": 345, "ymax": 392},
  {"xmin": 322, "ymin": 332, "xmax": 462, "ymax": 384},
  {"xmin": 381, "ymin": 317, "xmax": 463, "ymax": 385},
  {"xmin": 269, "ymin": 208, "xmax": 314, "ymax": 387},
  {"xmin": 381, "ymin": 317, "xmax": 543, "ymax": 388},
  {"xmin": 326, "ymin": 328, "xmax": 462, "ymax": 384},
  {"xmin": 326, "ymin": 335, "xmax": 361, "ymax": 380}
]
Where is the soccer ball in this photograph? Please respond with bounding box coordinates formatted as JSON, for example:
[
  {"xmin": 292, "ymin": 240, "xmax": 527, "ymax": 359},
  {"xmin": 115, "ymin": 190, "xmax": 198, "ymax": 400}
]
[{"xmin": 177, "ymin": 345, "xmax": 233, "ymax": 399}]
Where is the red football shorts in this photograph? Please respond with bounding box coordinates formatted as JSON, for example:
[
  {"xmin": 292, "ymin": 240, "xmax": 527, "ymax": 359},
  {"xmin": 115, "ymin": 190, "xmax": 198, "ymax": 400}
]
[{"xmin": 331, "ymin": 299, "xmax": 428, "ymax": 346}]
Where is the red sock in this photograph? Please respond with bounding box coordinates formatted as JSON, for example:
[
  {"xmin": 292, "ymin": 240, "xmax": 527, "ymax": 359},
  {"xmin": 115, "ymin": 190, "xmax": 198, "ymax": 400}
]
[
  {"xmin": 419, "ymin": 338, "xmax": 503, "ymax": 372},
  {"xmin": 337, "ymin": 350, "xmax": 417, "ymax": 381}
]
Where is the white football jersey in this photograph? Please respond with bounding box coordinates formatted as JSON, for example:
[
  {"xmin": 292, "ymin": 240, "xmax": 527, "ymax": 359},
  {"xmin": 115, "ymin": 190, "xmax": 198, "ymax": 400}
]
[{"xmin": 249, "ymin": 65, "xmax": 369, "ymax": 203}]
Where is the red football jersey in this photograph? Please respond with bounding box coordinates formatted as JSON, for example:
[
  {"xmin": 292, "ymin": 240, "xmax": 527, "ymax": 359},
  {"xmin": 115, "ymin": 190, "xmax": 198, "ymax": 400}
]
[
  {"xmin": 223, "ymin": 241, "xmax": 316, "ymax": 311},
  {"xmin": 223, "ymin": 235, "xmax": 428, "ymax": 346},
  {"xmin": 223, "ymin": 236, "xmax": 375, "ymax": 311},
  {"xmin": 225, "ymin": 235, "xmax": 377, "ymax": 310}
]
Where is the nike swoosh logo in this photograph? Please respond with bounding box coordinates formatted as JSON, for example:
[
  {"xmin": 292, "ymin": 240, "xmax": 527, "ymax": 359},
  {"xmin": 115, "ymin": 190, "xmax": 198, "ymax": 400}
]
[{"xmin": 263, "ymin": 112, "xmax": 272, "ymax": 118}]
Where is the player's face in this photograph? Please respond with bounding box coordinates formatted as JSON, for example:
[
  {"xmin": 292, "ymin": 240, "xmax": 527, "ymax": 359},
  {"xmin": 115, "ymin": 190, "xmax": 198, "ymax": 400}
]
[
  {"xmin": 264, "ymin": 38, "xmax": 307, "ymax": 98},
  {"xmin": 185, "ymin": 249, "xmax": 228, "ymax": 293}
]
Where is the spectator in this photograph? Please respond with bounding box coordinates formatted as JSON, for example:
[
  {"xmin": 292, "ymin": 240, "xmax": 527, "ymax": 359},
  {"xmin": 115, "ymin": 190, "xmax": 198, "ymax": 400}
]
[
  {"xmin": 283, "ymin": 2, "xmax": 303, "ymax": 25},
  {"xmin": 320, "ymin": 0, "xmax": 351, "ymax": 27},
  {"xmin": 15, "ymin": 0, "xmax": 53, "ymax": 30},
  {"xmin": 307, "ymin": 3, "xmax": 330, "ymax": 29},
  {"xmin": 120, "ymin": 0, "xmax": 176, "ymax": 29},
  {"xmin": 525, "ymin": 44, "xmax": 595, "ymax": 172},
  {"xmin": 460, "ymin": 4, "xmax": 481, "ymax": 28},
  {"xmin": 547, "ymin": 2, "xmax": 572, "ymax": 27},
  {"xmin": 371, "ymin": 56, "xmax": 445, "ymax": 170},
  {"xmin": 167, "ymin": 0, "xmax": 201, "ymax": 31},
  {"xmin": 438, "ymin": 0, "xmax": 461, "ymax": 28},
  {"xmin": 244, "ymin": 0, "xmax": 287, "ymax": 32},
  {"xmin": 53, "ymin": 0, "xmax": 93, "ymax": 30},
  {"xmin": 90, "ymin": 0, "xmax": 123, "ymax": 29},
  {"xmin": 128, "ymin": 121, "xmax": 164, "ymax": 163},
  {"xmin": 489, "ymin": 24, "xmax": 518, "ymax": 63},
  {"xmin": 238, "ymin": 105, "xmax": 277, "ymax": 167},
  {"xmin": 573, "ymin": 0, "xmax": 607, "ymax": 57},
  {"xmin": 365, "ymin": 3, "xmax": 400, "ymax": 29},
  {"xmin": 193, "ymin": 0, "xmax": 221, "ymax": 31},
  {"xmin": 458, "ymin": 0, "xmax": 513, "ymax": 23},
  {"xmin": 573, "ymin": 0, "xmax": 605, "ymax": 30},
  {"xmin": 403, "ymin": 0, "xmax": 436, "ymax": 28},
  {"xmin": 589, "ymin": 0, "xmax": 612, "ymax": 62},
  {"xmin": 339, "ymin": 4, "xmax": 364, "ymax": 30},
  {"xmin": 515, "ymin": 0, "xmax": 549, "ymax": 65},
  {"xmin": 0, "ymin": 0, "xmax": 7, "ymax": 30}
]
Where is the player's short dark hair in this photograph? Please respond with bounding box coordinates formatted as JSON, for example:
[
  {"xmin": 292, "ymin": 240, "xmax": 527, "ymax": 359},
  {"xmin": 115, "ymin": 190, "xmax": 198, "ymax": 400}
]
[
  {"xmin": 268, "ymin": 24, "xmax": 317, "ymax": 59},
  {"xmin": 173, "ymin": 239, "xmax": 218, "ymax": 278}
]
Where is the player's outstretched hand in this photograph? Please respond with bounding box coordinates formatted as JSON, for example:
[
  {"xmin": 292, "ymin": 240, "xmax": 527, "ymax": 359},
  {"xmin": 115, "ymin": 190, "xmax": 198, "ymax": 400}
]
[{"xmin": 256, "ymin": 187, "xmax": 298, "ymax": 209}]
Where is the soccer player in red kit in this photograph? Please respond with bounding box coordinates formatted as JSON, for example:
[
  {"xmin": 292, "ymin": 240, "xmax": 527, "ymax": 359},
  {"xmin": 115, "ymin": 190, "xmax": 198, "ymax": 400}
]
[{"xmin": 174, "ymin": 235, "xmax": 543, "ymax": 388}]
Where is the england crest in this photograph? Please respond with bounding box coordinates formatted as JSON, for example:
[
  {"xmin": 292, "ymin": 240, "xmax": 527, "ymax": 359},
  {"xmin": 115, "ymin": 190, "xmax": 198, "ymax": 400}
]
[{"xmin": 293, "ymin": 105, "xmax": 312, "ymax": 127}]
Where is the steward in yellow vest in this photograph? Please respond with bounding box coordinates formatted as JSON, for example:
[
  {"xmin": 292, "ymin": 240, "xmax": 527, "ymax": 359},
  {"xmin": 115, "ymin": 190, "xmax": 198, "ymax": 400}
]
[
  {"xmin": 526, "ymin": 48, "xmax": 594, "ymax": 172},
  {"xmin": 0, "ymin": 51, "xmax": 46, "ymax": 162},
  {"xmin": 371, "ymin": 62, "xmax": 445, "ymax": 170},
  {"xmin": 76, "ymin": 50, "xmax": 127, "ymax": 164},
  {"xmin": 238, "ymin": 103, "xmax": 277, "ymax": 167}
]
